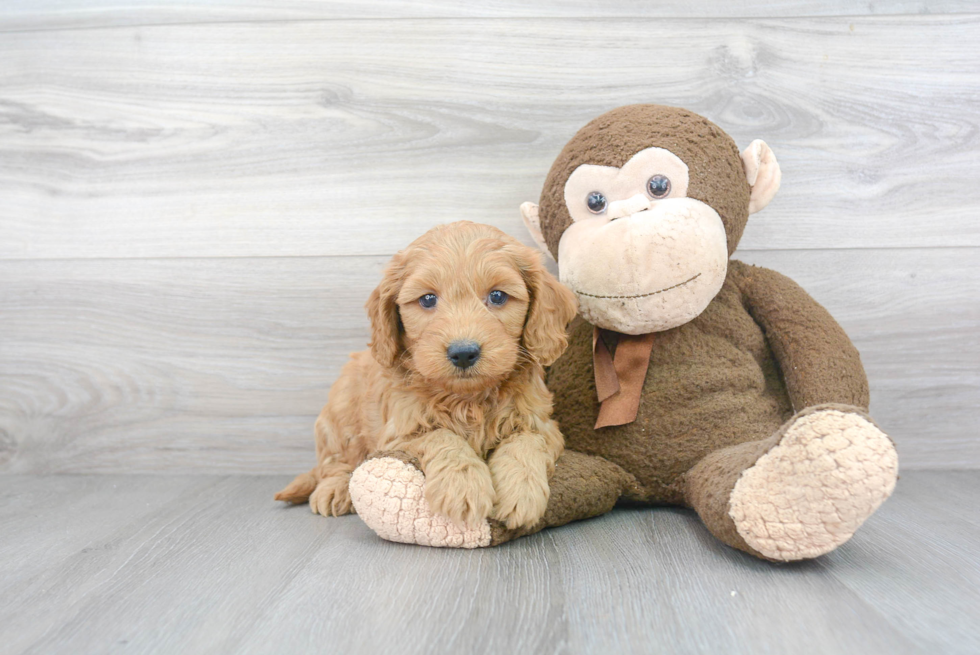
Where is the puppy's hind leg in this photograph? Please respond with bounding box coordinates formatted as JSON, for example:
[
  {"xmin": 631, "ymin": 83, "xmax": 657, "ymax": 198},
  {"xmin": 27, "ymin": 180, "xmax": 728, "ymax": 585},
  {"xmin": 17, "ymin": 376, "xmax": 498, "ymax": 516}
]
[
  {"xmin": 309, "ymin": 458, "xmax": 356, "ymax": 516},
  {"xmin": 274, "ymin": 469, "xmax": 318, "ymax": 504},
  {"xmin": 273, "ymin": 417, "xmax": 340, "ymax": 505}
]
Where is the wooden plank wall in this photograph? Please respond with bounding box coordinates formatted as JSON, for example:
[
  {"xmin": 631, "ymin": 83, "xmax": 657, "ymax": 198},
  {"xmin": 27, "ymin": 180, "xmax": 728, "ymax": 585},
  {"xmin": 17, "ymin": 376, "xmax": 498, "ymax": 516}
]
[{"xmin": 1, "ymin": 2, "xmax": 977, "ymax": 473}]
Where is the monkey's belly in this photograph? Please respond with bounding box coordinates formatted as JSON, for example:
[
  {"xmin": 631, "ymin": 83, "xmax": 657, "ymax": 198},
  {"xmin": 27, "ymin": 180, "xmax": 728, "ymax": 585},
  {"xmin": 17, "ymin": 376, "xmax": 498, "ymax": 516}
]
[{"xmin": 548, "ymin": 316, "xmax": 793, "ymax": 504}]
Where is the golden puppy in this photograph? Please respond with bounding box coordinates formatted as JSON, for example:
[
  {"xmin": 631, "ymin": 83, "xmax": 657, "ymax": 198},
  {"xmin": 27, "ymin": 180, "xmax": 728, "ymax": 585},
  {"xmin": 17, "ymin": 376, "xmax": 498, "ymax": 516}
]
[{"xmin": 275, "ymin": 221, "xmax": 578, "ymax": 530}]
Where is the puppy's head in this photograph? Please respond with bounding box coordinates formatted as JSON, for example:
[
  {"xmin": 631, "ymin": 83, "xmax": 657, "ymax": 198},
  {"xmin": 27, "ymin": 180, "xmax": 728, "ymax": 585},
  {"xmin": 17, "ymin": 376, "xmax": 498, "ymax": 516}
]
[{"xmin": 367, "ymin": 221, "xmax": 577, "ymax": 393}]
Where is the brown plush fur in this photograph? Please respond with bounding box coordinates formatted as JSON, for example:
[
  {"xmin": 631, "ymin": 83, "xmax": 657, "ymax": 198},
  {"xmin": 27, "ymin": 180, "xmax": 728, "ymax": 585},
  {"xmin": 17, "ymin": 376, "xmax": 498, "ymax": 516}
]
[
  {"xmin": 275, "ymin": 222, "xmax": 578, "ymax": 530},
  {"xmin": 545, "ymin": 260, "xmax": 869, "ymax": 505},
  {"xmin": 492, "ymin": 105, "xmax": 882, "ymax": 558}
]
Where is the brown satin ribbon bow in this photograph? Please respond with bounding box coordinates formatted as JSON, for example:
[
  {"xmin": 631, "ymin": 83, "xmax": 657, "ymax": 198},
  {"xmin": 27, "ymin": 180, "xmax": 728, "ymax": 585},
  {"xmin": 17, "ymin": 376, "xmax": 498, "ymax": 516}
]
[{"xmin": 592, "ymin": 327, "xmax": 656, "ymax": 429}]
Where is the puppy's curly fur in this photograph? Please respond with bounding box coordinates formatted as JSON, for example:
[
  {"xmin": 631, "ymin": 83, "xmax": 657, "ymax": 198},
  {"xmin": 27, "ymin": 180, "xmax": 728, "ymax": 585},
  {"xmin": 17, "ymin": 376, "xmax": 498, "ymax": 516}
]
[{"xmin": 275, "ymin": 222, "xmax": 578, "ymax": 530}]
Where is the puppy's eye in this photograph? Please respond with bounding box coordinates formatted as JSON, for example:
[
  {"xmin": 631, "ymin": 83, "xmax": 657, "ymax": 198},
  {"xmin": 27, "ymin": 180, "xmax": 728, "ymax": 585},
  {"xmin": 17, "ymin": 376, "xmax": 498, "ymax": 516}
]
[
  {"xmin": 647, "ymin": 175, "xmax": 671, "ymax": 199},
  {"xmin": 487, "ymin": 290, "xmax": 508, "ymax": 306},
  {"xmin": 586, "ymin": 191, "xmax": 607, "ymax": 214},
  {"xmin": 419, "ymin": 294, "xmax": 437, "ymax": 309}
]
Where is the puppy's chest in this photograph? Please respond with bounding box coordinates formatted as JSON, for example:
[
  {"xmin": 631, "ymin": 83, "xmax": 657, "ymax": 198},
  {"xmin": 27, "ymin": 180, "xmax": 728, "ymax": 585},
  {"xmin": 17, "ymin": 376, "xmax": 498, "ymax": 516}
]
[
  {"xmin": 382, "ymin": 385, "xmax": 521, "ymax": 457},
  {"xmin": 440, "ymin": 405, "xmax": 513, "ymax": 458}
]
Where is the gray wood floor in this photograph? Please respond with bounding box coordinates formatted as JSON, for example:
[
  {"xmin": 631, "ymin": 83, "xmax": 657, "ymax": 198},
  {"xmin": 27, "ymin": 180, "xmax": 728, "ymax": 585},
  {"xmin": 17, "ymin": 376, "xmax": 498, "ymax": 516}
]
[{"xmin": 1, "ymin": 470, "xmax": 978, "ymax": 655}]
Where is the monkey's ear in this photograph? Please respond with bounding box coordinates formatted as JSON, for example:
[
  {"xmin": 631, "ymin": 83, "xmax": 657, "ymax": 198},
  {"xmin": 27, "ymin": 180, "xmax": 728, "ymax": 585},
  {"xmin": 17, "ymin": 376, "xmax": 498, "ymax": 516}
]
[
  {"xmin": 741, "ymin": 140, "xmax": 781, "ymax": 214},
  {"xmin": 520, "ymin": 202, "xmax": 555, "ymax": 262}
]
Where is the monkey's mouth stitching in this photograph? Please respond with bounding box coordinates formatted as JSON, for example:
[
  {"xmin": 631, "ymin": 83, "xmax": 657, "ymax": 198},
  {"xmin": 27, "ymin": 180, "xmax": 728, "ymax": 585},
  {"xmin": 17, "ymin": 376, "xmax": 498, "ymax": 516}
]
[{"xmin": 574, "ymin": 273, "xmax": 701, "ymax": 300}]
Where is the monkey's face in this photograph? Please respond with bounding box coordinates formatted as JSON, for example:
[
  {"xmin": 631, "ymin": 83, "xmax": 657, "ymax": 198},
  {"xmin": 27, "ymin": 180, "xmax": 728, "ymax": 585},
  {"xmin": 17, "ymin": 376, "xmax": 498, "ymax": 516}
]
[
  {"xmin": 557, "ymin": 147, "xmax": 728, "ymax": 335},
  {"xmin": 521, "ymin": 105, "xmax": 781, "ymax": 336}
]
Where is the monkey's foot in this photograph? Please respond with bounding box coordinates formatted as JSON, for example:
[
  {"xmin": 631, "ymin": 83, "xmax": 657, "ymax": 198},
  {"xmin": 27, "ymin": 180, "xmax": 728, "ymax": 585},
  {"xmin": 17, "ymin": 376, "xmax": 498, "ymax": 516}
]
[
  {"xmin": 729, "ymin": 408, "xmax": 898, "ymax": 561},
  {"xmin": 349, "ymin": 453, "xmax": 492, "ymax": 548}
]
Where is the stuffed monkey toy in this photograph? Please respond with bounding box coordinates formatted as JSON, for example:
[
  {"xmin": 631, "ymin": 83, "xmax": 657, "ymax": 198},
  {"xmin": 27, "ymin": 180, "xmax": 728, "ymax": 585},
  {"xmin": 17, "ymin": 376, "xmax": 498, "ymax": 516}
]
[{"xmin": 347, "ymin": 105, "xmax": 898, "ymax": 561}]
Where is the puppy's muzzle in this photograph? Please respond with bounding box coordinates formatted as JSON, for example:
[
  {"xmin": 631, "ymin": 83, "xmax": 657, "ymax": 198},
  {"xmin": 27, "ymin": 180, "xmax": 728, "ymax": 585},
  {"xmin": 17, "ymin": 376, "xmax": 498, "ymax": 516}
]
[{"xmin": 447, "ymin": 341, "xmax": 481, "ymax": 369}]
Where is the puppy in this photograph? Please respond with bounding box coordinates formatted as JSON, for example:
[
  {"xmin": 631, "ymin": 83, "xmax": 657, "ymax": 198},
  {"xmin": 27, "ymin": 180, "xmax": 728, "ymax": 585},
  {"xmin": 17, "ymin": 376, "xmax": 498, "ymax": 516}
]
[{"xmin": 275, "ymin": 221, "xmax": 578, "ymax": 530}]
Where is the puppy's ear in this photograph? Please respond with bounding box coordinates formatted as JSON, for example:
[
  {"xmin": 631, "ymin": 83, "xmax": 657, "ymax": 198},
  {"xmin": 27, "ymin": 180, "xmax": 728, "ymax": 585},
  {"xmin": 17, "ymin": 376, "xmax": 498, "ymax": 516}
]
[
  {"xmin": 366, "ymin": 253, "xmax": 406, "ymax": 368},
  {"xmin": 518, "ymin": 247, "xmax": 578, "ymax": 366}
]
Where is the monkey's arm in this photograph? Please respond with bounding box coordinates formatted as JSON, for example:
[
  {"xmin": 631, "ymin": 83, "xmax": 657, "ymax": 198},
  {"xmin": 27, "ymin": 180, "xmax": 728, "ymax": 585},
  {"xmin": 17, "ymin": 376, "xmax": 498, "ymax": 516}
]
[{"xmin": 729, "ymin": 260, "xmax": 869, "ymax": 411}]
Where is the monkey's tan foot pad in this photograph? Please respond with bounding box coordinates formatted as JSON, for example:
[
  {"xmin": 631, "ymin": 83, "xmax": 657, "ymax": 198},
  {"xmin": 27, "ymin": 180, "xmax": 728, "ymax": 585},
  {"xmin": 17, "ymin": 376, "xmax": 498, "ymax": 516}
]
[
  {"xmin": 729, "ymin": 409, "xmax": 898, "ymax": 561},
  {"xmin": 349, "ymin": 456, "xmax": 492, "ymax": 548}
]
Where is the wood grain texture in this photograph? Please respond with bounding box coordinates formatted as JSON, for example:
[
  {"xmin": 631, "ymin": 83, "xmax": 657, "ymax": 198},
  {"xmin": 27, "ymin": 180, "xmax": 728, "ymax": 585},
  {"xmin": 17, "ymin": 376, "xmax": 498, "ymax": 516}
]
[
  {"xmin": 0, "ymin": 1, "xmax": 972, "ymax": 32},
  {"xmin": 2, "ymin": 16, "xmax": 979, "ymax": 259},
  {"xmin": 1, "ymin": 248, "xmax": 975, "ymax": 474},
  {"xmin": 0, "ymin": 475, "xmax": 217, "ymax": 594},
  {"xmin": 819, "ymin": 471, "xmax": 980, "ymax": 654},
  {"xmin": 0, "ymin": 256, "xmax": 386, "ymax": 474},
  {"xmin": 3, "ymin": 471, "xmax": 977, "ymax": 654}
]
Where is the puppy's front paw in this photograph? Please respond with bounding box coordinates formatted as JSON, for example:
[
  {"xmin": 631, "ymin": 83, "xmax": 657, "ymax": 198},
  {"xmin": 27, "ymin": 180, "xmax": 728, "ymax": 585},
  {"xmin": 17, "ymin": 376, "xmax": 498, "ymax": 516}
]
[
  {"xmin": 490, "ymin": 456, "xmax": 550, "ymax": 530},
  {"xmin": 310, "ymin": 474, "xmax": 353, "ymax": 517},
  {"xmin": 424, "ymin": 460, "xmax": 495, "ymax": 529}
]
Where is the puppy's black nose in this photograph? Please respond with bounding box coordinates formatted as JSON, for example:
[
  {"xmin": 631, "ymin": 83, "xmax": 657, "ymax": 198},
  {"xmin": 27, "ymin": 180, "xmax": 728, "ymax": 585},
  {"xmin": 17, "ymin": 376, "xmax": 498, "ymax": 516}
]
[{"xmin": 447, "ymin": 341, "xmax": 481, "ymax": 369}]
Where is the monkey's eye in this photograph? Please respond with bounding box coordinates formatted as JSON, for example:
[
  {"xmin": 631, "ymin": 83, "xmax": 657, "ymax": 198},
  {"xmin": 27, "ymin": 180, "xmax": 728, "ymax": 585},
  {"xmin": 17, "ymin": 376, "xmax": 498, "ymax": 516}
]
[
  {"xmin": 647, "ymin": 175, "xmax": 671, "ymax": 199},
  {"xmin": 419, "ymin": 294, "xmax": 438, "ymax": 309},
  {"xmin": 487, "ymin": 290, "xmax": 508, "ymax": 306},
  {"xmin": 586, "ymin": 191, "xmax": 607, "ymax": 214}
]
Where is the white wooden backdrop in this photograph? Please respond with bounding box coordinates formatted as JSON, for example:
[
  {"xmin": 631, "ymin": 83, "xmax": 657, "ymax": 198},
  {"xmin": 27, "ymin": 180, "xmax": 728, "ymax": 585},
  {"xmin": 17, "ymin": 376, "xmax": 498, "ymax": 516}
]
[{"xmin": 1, "ymin": 2, "xmax": 977, "ymax": 474}]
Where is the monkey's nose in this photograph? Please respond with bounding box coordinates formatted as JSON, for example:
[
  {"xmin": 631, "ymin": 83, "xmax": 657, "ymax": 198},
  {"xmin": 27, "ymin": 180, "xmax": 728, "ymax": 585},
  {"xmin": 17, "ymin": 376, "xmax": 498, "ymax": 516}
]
[
  {"xmin": 447, "ymin": 341, "xmax": 481, "ymax": 369},
  {"xmin": 606, "ymin": 193, "xmax": 653, "ymax": 220}
]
